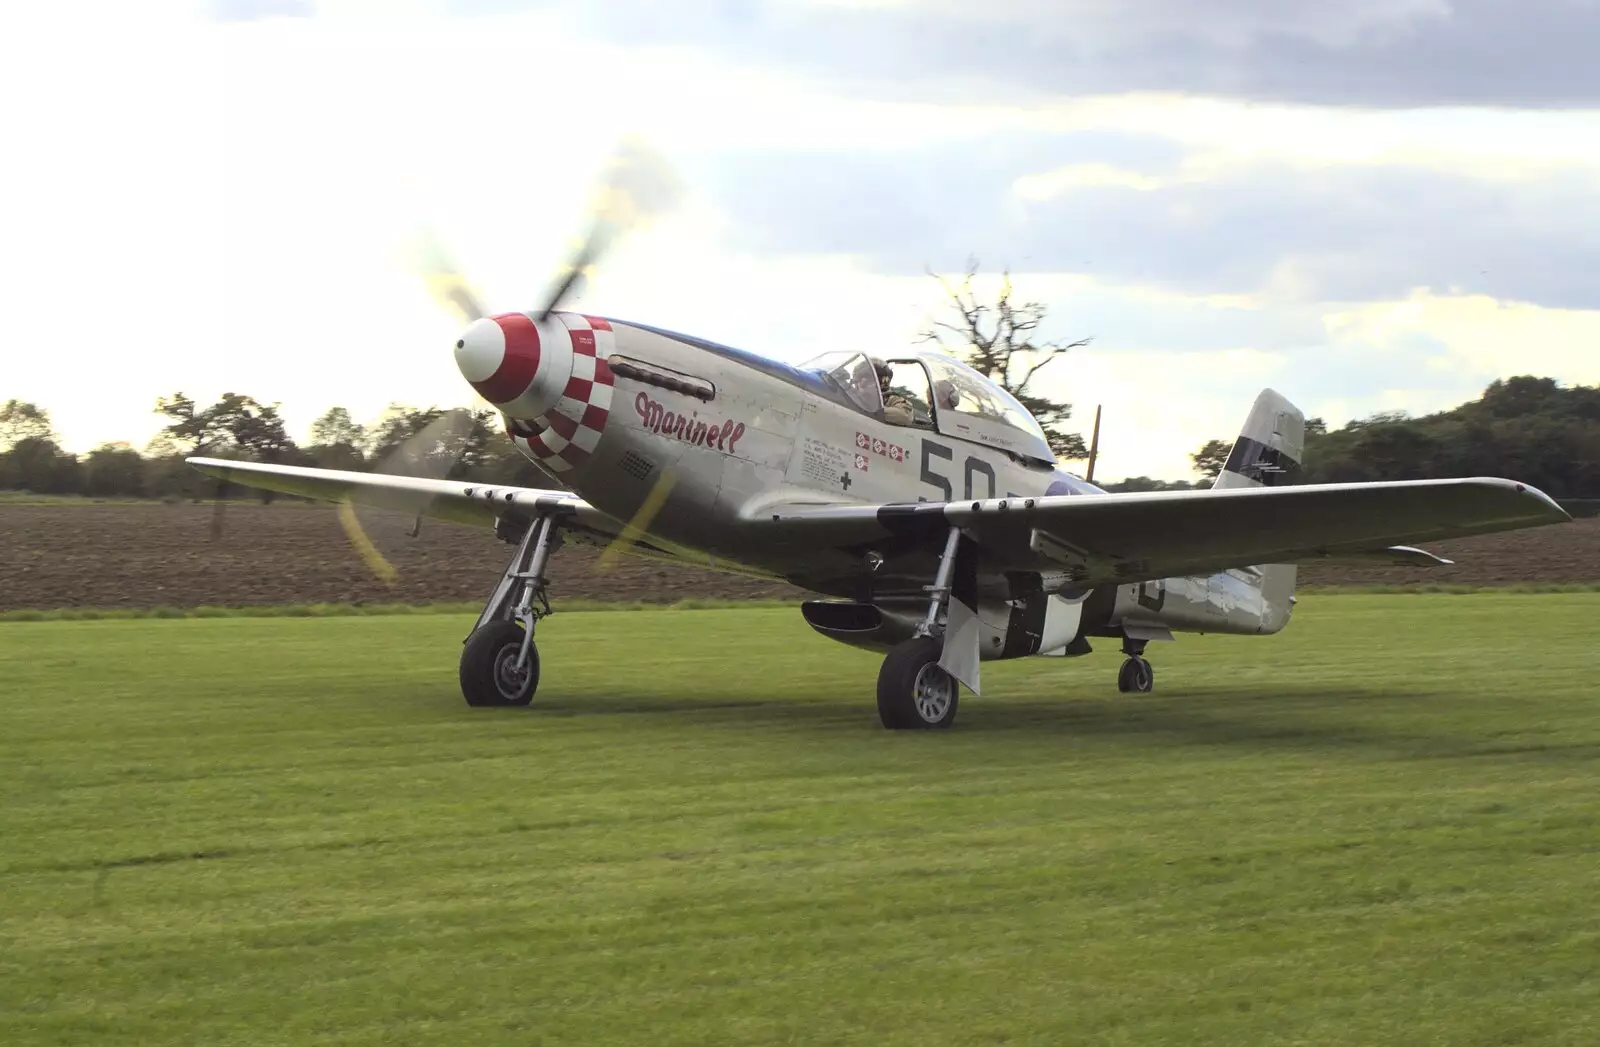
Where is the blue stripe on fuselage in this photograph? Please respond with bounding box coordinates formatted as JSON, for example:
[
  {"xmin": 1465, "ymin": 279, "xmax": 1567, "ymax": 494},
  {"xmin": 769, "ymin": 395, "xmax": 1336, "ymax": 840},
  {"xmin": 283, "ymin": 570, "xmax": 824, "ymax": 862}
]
[{"xmin": 613, "ymin": 319, "xmax": 847, "ymax": 404}]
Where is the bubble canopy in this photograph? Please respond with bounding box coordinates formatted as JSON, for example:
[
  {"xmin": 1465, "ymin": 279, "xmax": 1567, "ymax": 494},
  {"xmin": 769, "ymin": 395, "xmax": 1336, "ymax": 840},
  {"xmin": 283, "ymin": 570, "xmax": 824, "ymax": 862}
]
[{"xmin": 800, "ymin": 349, "xmax": 1055, "ymax": 462}]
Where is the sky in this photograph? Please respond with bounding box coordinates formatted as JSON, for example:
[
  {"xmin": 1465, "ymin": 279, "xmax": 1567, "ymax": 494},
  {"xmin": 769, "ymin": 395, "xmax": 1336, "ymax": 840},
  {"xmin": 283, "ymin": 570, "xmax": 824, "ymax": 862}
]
[{"xmin": 3, "ymin": 0, "xmax": 1599, "ymax": 482}]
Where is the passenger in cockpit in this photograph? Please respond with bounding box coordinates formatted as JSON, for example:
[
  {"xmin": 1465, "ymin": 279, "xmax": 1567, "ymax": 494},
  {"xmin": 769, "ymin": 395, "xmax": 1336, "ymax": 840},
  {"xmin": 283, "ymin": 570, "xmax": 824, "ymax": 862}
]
[{"xmin": 872, "ymin": 358, "xmax": 914, "ymax": 426}]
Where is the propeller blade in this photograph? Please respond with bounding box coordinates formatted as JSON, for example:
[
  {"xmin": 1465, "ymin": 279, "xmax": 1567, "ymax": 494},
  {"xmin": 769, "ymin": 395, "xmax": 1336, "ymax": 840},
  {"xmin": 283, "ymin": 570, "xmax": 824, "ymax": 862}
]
[
  {"xmin": 337, "ymin": 498, "xmax": 398, "ymax": 586},
  {"xmin": 536, "ymin": 141, "xmax": 682, "ymax": 321},
  {"xmin": 209, "ymin": 475, "xmax": 227, "ymax": 541},
  {"xmin": 378, "ymin": 407, "xmax": 479, "ymax": 483},
  {"xmin": 595, "ymin": 467, "xmax": 678, "ymax": 572},
  {"xmin": 339, "ymin": 408, "xmax": 483, "ymax": 582},
  {"xmin": 416, "ymin": 233, "xmax": 488, "ymax": 324},
  {"xmin": 416, "ymin": 142, "xmax": 679, "ymax": 327}
]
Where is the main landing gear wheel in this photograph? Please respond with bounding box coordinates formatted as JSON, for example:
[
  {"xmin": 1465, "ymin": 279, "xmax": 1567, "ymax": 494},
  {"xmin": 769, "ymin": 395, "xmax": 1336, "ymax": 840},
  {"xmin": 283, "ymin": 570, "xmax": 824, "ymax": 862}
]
[
  {"xmin": 462, "ymin": 514, "xmax": 559, "ymax": 709},
  {"xmin": 460, "ymin": 620, "xmax": 540, "ymax": 707},
  {"xmin": 1117, "ymin": 656, "xmax": 1154, "ymax": 694},
  {"xmin": 877, "ymin": 636, "xmax": 959, "ymax": 730}
]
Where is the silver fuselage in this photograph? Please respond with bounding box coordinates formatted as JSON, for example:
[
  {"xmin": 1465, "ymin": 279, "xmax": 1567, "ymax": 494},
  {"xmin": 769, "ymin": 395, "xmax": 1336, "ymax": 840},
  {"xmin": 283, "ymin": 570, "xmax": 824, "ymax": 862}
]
[{"xmin": 516, "ymin": 320, "xmax": 1288, "ymax": 658}]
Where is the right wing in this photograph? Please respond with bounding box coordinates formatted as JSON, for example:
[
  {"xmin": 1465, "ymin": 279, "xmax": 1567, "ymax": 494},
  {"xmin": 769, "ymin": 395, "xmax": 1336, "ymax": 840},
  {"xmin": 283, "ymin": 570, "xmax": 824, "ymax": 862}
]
[
  {"xmin": 188, "ymin": 457, "xmax": 625, "ymax": 541},
  {"xmin": 188, "ymin": 457, "xmax": 779, "ymax": 575}
]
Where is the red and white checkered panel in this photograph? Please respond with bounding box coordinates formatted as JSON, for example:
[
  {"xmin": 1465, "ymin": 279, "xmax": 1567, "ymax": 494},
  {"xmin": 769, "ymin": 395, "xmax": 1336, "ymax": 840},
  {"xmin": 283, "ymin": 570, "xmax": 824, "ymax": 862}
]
[{"xmin": 504, "ymin": 314, "xmax": 615, "ymax": 475}]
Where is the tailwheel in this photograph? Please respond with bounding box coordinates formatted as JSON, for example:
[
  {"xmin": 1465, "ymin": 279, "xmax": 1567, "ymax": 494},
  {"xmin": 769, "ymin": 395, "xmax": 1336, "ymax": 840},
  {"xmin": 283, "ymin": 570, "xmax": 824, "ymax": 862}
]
[
  {"xmin": 1117, "ymin": 656, "xmax": 1154, "ymax": 694},
  {"xmin": 460, "ymin": 619, "xmax": 540, "ymax": 707},
  {"xmin": 877, "ymin": 636, "xmax": 959, "ymax": 730}
]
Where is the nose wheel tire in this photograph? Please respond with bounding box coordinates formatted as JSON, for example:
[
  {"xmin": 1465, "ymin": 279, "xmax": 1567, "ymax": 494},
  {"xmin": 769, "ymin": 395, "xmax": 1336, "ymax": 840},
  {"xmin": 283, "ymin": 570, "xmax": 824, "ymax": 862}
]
[
  {"xmin": 1117, "ymin": 656, "xmax": 1154, "ymax": 694},
  {"xmin": 461, "ymin": 620, "xmax": 540, "ymax": 707},
  {"xmin": 877, "ymin": 636, "xmax": 960, "ymax": 730}
]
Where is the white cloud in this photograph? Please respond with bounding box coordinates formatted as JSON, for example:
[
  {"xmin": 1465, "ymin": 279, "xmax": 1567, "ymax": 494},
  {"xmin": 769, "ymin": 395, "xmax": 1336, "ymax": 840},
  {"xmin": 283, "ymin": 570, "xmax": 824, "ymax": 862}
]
[
  {"xmin": 1013, "ymin": 163, "xmax": 1165, "ymax": 200},
  {"xmin": 1018, "ymin": 95, "xmax": 1600, "ymax": 176},
  {"xmin": 1324, "ymin": 292, "xmax": 1600, "ymax": 390},
  {"xmin": 1, "ymin": 9, "xmax": 1598, "ymax": 488}
]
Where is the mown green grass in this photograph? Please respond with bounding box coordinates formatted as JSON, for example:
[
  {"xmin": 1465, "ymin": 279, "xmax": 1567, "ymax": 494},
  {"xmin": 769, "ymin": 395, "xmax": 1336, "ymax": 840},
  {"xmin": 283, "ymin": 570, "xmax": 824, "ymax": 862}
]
[{"xmin": 2, "ymin": 595, "xmax": 1598, "ymax": 1045}]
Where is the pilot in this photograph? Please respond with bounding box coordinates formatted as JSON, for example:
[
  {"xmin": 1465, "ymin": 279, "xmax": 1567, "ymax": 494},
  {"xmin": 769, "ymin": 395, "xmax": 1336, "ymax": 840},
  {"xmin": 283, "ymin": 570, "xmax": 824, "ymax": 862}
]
[{"xmin": 871, "ymin": 357, "xmax": 914, "ymax": 426}]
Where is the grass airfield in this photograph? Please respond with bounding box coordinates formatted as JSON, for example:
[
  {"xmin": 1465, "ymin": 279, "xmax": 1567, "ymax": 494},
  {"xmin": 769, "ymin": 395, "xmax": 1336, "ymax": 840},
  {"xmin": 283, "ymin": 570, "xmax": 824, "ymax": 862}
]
[{"xmin": 3, "ymin": 594, "xmax": 1599, "ymax": 1045}]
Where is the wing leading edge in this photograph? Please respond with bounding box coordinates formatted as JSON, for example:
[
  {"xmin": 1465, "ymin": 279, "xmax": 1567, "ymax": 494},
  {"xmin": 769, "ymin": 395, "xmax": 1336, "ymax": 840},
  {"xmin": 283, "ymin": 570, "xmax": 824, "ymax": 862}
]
[
  {"xmin": 186, "ymin": 457, "xmax": 622, "ymax": 540},
  {"xmin": 755, "ymin": 477, "xmax": 1569, "ymax": 585}
]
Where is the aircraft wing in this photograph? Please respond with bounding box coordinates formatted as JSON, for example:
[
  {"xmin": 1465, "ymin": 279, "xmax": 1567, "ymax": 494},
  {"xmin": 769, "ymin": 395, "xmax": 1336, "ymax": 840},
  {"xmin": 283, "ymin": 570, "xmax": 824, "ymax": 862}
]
[
  {"xmin": 755, "ymin": 477, "xmax": 1569, "ymax": 585},
  {"xmin": 187, "ymin": 457, "xmax": 625, "ymax": 542}
]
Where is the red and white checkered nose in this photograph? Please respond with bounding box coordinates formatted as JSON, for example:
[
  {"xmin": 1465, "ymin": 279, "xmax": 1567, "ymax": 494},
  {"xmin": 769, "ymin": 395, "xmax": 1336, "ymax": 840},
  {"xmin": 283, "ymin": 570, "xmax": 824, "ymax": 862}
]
[
  {"xmin": 456, "ymin": 312, "xmax": 617, "ymax": 475},
  {"xmin": 455, "ymin": 313, "xmax": 571, "ymax": 421}
]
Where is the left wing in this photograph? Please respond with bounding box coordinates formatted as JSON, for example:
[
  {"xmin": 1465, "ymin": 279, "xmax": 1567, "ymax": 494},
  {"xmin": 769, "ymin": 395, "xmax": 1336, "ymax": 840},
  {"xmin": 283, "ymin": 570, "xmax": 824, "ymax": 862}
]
[{"xmin": 749, "ymin": 476, "xmax": 1568, "ymax": 586}]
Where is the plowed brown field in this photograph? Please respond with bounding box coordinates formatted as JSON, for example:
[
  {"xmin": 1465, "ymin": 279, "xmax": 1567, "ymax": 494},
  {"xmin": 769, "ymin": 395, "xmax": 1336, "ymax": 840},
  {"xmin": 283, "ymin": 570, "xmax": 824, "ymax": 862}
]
[
  {"xmin": 0, "ymin": 503, "xmax": 800, "ymax": 611},
  {"xmin": 1, "ymin": 502, "xmax": 1596, "ymax": 611}
]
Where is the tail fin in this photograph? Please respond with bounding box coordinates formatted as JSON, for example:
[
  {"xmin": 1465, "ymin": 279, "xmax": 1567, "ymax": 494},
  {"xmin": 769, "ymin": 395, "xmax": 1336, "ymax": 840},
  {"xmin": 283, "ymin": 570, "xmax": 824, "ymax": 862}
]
[
  {"xmin": 1216, "ymin": 389, "xmax": 1304, "ymax": 632},
  {"xmin": 1213, "ymin": 388, "xmax": 1305, "ymax": 491}
]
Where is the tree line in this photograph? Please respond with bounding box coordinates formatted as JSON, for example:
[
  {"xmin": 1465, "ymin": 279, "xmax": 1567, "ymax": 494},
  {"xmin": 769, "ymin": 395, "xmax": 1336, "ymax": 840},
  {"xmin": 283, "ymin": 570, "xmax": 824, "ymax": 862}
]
[
  {"xmin": 1178, "ymin": 376, "xmax": 1600, "ymax": 501},
  {"xmin": 0, "ymin": 396, "xmax": 550, "ymax": 501},
  {"xmin": 5, "ymin": 375, "xmax": 1596, "ymax": 503}
]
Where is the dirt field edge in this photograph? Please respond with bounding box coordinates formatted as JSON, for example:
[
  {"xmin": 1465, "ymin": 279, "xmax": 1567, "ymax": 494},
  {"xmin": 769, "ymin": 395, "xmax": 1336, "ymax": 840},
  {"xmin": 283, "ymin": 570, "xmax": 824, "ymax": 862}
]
[{"xmin": 4, "ymin": 503, "xmax": 1596, "ymax": 612}]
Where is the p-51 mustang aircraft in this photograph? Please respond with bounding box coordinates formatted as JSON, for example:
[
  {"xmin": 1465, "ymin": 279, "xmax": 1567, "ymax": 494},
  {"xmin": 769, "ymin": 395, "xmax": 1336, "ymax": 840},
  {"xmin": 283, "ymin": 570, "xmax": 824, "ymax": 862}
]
[
  {"xmin": 189, "ymin": 152, "xmax": 1570, "ymax": 729},
  {"xmin": 192, "ymin": 313, "xmax": 1570, "ymax": 729}
]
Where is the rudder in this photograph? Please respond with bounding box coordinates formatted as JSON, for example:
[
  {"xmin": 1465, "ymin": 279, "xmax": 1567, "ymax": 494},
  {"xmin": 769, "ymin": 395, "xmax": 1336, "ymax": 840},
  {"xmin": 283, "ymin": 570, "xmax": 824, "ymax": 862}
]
[
  {"xmin": 1213, "ymin": 388, "xmax": 1305, "ymax": 492},
  {"xmin": 1216, "ymin": 389, "xmax": 1304, "ymax": 633}
]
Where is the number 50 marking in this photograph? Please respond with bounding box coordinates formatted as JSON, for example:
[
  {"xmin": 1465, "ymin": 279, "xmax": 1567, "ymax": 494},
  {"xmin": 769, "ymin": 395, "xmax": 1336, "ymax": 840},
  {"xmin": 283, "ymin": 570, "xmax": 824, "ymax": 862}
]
[{"xmin": 920, "ymin": 438, "xmax": 996, "ymax": 502}]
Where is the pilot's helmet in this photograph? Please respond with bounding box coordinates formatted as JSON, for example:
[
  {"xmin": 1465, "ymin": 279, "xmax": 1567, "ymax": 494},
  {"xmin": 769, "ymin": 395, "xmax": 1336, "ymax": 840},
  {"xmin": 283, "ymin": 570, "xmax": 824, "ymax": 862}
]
[{"xmin": 869, "ymin": 356, "xmax": 893, "ymax": 388}]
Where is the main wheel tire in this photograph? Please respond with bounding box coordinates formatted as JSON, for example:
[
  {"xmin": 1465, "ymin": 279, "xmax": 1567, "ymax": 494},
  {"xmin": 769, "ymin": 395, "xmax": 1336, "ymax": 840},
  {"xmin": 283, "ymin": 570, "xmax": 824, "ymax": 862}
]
[
  {"xmin": 1116, "ymin": 656, "xmax": 1154, "ymax": 694},
  {"xmin": 460, "ymin": 620, "xmax": 539, "ymax": 708},
  {"xmin": 876, "ymin": 636, "xmax": 959, "ymax": 730}
]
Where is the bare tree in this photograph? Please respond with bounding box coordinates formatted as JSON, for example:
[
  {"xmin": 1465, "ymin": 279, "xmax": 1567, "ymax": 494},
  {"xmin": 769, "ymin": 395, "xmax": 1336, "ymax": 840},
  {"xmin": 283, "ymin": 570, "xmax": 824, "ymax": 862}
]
[{"xmin": 919, "ymin": 258, "xmax": 1091, "ymax": 461}]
